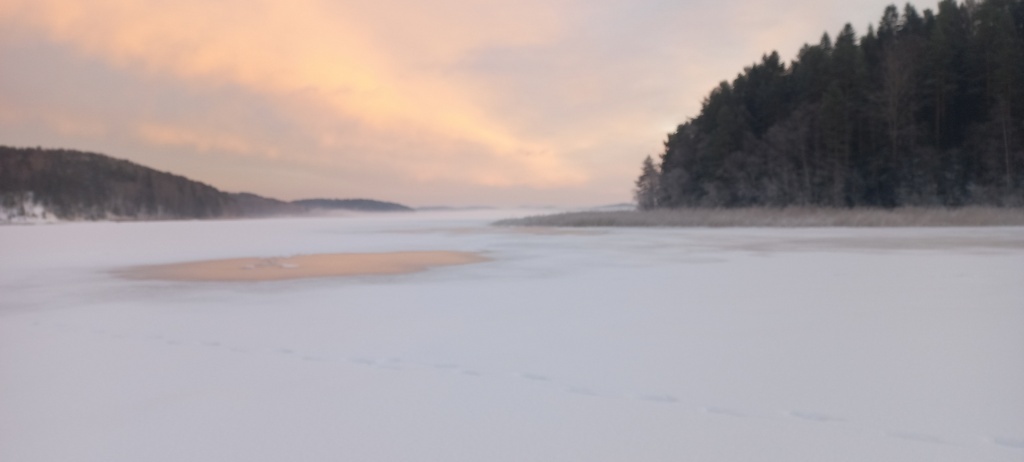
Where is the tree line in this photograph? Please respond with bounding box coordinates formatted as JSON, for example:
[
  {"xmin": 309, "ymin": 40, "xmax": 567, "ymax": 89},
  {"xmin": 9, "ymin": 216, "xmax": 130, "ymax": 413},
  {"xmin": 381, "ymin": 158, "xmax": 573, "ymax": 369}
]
[
  {"xmin": 0, "ymin": 146, "xmax": 414, "ymax": 221},
  {"xmin": 1, "ymin": 146, "xmax": 241, "ymax": 219},
  {"xmin": 637, "ymin": 0, "xmax": 1024, "ymax": 208}
]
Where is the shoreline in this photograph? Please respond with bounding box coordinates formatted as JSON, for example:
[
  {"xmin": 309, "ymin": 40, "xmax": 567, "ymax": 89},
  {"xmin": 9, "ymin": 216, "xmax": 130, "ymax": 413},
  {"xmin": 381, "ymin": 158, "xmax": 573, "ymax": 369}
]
[{"xmin": 495, "ymin": 206, "xmax": 1024, "ymax": 228}]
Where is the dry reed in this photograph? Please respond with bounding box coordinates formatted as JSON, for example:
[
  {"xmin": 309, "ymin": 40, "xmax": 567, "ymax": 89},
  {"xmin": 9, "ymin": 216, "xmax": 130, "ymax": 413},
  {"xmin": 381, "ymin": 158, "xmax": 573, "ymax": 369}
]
[{"xmin": 494, "ymin": 207, "xmax": 1024, "ymax": 228}]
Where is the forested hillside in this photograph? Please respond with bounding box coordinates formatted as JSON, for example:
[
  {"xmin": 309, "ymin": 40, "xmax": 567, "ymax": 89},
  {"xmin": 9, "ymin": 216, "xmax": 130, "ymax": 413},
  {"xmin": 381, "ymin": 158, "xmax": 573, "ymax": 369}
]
[
  {"xmin": 640, "ymin": 0, "xmax": 1024, "ymax": 208},
  {"xmin": 0, "ymin": 146, "xmax": 299, "ymax": 220},
  {"xmin": 1, "ymin": 146, "xmax": 237, "ymax": 220},
  {"xmin": 0, "ymin": 146, "xmax": 417, "ymax": 221}
]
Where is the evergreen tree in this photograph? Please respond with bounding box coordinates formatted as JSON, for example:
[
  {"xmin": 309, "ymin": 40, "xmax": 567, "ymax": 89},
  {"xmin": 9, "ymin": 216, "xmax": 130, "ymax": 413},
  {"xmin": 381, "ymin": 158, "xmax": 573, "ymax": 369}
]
[
  {"xmin": 643, "ymin": 0, "xmax": 1024, "ymax": 208},
  {"xmin": 635, "ymin": 156, "xmax": 660, "ymax": 210}
]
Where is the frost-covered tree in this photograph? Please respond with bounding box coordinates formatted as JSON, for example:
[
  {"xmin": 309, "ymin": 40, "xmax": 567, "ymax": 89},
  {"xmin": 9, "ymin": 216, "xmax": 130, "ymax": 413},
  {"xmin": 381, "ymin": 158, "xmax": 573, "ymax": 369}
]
[
  {"xmin": 650, "ymin": 0, "xmax": 1024, "ymax": 207},
  {"xmin": 634, "ymin": 155, "xmax": 660, "ymax": 210}
]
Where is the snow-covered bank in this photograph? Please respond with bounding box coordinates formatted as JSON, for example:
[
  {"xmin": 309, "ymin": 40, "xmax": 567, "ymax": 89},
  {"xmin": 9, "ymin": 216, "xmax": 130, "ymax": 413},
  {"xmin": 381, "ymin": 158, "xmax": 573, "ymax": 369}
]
[
  {"xmin": 1, "ymin": 210, "xmax": 1022, "ymax": 462},
  {"xmin": 0, "ymin": 191, "xmax": 58, "ymax": 224}
]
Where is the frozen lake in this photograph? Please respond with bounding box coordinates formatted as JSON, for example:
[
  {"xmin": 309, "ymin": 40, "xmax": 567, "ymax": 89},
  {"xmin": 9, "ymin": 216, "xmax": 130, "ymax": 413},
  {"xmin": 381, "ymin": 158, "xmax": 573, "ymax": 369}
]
[{"xmin": 2, "ymin": 210, "xmax": 1023, "ymax": 462}]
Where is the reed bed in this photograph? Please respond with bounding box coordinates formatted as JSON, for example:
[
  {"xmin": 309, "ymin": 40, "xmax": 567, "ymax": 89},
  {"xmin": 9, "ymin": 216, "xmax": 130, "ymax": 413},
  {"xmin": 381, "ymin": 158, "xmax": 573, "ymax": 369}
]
[{"xmin": 495, "ymin": 206, "xmax": 1024, "ymax": 228}]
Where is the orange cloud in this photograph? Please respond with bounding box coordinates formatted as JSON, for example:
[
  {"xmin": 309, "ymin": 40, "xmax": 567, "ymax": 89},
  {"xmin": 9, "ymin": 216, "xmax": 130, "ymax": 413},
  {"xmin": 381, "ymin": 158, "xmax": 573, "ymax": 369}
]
[
  {"xmin": 0, "ymin": 0, "xmax": 585, "ymax": 187},
  {"xmin": 0, "ymin": 104, "xmax": 108, "ymax": 139},
  {"xmin": 136, "ymin": 123, "xmax": 280, "ymax": 159}
]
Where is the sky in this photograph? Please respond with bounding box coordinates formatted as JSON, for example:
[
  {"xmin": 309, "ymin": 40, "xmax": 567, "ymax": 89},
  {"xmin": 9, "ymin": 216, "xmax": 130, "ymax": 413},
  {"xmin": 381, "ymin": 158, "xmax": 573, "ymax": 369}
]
[{"xmin": 0, "ymin": 0, "xmax": 904, "ymax": 206}]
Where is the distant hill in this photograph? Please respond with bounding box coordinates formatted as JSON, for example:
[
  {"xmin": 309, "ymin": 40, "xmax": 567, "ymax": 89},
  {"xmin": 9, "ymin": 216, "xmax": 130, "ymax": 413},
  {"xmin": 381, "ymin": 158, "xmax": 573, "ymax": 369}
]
[
  {"xmin": 415, "ymin": 205, "xmax": 495, "ymax": 211},
  {"xmin": 233, "ymin": 192, "xmax": 306, "ymax": 217},
  {"xmin": 0, "ymin": 146, "xmax": 388, "ymax": 222},
  {"xmin": 292, "ymin": 198, "xmax": 413, "ymax": 212}
]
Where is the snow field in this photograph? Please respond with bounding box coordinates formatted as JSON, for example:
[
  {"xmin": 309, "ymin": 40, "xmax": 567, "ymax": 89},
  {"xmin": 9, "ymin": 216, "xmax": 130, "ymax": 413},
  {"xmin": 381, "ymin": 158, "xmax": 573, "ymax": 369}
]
[{"xmin": 1, "ymin": 210, "xmax": 1022, "ymax": 461}]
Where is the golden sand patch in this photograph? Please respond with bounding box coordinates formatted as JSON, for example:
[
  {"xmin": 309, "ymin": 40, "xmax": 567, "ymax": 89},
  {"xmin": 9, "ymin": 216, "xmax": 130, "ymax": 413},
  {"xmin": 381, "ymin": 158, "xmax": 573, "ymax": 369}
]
[{"xmin": 121, "ymin": 251, "xmax": 489, "ymax": 282}]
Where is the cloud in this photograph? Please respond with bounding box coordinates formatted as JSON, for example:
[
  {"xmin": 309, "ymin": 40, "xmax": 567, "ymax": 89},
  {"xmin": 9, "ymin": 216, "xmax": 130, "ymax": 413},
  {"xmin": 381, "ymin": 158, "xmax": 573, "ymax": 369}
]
[
  {"xmin": 136, "ymin": 123, "xmax": 280, "ymax": 159},
  {"xmin": 0, "ymin": 0, "xmax": 913, "ymax": 205},
  {"xmin": 0, "ymin": 0, "xmax": 585, "ymax": 189}
]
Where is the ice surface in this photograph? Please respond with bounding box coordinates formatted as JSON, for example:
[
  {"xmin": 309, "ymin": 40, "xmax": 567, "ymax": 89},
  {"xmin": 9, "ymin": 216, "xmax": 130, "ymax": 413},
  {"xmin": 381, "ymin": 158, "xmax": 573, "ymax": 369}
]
[{"xmin": 2, "ymin": 210, "xmax": 1023, "ymax": 462}]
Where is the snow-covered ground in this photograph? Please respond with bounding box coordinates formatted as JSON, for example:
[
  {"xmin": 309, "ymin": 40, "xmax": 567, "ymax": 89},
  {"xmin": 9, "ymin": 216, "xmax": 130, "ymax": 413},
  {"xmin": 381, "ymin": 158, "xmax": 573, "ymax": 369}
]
[
  {"xmin": 0, "ymin": 192, "xmax": 58, "ymax": 224},
  {"xmin": 2, "ymin": 210, "xmax": 1022, "ymax": 462}
]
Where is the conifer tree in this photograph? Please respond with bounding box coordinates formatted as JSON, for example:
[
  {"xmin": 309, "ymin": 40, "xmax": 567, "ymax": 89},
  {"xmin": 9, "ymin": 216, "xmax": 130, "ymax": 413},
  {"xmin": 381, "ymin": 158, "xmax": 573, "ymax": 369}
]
[
  {"xmin": 642, "ymin": 0, "xmax": 1023, "ymax": 208},
  {"xmin": 634, "ymin": 156, "xmax": 660, "ymax": 210}
]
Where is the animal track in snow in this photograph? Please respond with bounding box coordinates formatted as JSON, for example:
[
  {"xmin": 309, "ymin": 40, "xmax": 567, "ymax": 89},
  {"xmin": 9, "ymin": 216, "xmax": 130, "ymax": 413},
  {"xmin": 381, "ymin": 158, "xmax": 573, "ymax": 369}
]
[{"xmin": 23, "ymin": 321, "xmax": 1012, "ymax": 454}]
